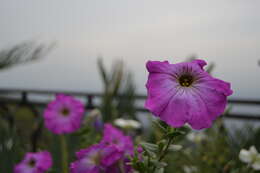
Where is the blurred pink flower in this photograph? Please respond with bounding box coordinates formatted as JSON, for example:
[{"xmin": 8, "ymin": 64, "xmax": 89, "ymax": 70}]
[
  {"xmin": 101, "ymin": 123, "xmax": 134, "ymax": 156},
  {"xmin": 44, "ymin": 94, "xmax": 85, "ymax": 134},
  {"xmin": 145, "ymin": 59, "xmax": 232, "ymax": 130},
  {"xmin": 137, "ymin": 145, "xmax": 143, "ymax": 161},
  {"xmin": 71, "ymin": 124, "xmax": 134, "ymax": 173},
  {"xmin": 14, "ymin": 151, "xmax": 52, "ymax": 173},
  {"xmin": 105, "ymin": 158, "xmax": 133, "ymax": 173},
  {"xmin": 70, "ymin": 144, "xmax": 122, "ymax": 173},
  {"xmin": 137, "ymin": 145, "xmax": 143, "ymax": 153}
]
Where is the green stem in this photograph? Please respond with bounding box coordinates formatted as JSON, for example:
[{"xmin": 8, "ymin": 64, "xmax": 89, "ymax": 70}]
[
  {"xmin": 60, "ymin": 135, "xmax": 68, "ymax": 173},
  {"xmin": 246, "ymin": 163, "xmax": 254, "ymax": 173},
  {"xmin": 118, "ymin": 159, "xmax": 126, "ymax": 173},
  {"xmin": 152, "ymin": 129, "xmax": 175, "ymax": 173},
  {"xmin": 158, "ymin": 136, "xmax": 174, "ymax": 162}
]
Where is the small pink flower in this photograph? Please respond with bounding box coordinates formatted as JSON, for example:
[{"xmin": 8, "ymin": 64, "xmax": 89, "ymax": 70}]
[
  {"xmin": 44, "ymin": 94, "xmax": 85, "ymax": 134},
  {"xmin": 70, "ymin": 144, "xmax": 122, "ymax": 173},
  {"xmin": 71, "ymin": 124, "xmax": 134, "ymax": 173},
  {"xmin": 145, "ymin": 59, "xmax": 233, "ymax": 130},
  {"xmin": 101, "ymin": 123, "xmax": 134, "ymax": 156},
  {"xmin": 137, "ymin": 145, "xmax": 143, "ymax": 153},
  {"xmin": 104, "ymin": 158, "xmax": 133, "ymax": 173},
  {"xmin": 14, "ymin": 151, "xmax": 52, "ymax": 173},
  {"xmin": 137, "ymin": 145, "xmax": 143, "ymax": 161}
]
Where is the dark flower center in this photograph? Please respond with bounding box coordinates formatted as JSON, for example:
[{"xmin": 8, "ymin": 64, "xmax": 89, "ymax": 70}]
[
  {"xmin": 112, "ymin": 139, "xmax": 119, "ymax": 144},
  {"xmin": 60, "ymin": 107, "xmax": 70, "ymax": 116},
  {"xmin": 91, "ymin": 151, "xmax": 102, "ymax": 165},
  {"xmin": 179, "ymin": 74, "xmax": 193, "ymax": 87},
  {"xmin": 28, "ymin": 159, "xmax": 36, "ymax": 167}
]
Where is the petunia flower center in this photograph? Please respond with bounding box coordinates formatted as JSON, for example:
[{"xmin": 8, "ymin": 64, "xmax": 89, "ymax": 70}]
[
  {"xmin": 112, "ymin": 138, "xmax": 119, "ymax": 144},
  {"xmin": 60, "ymin": 107, "xmax": 70, "ymax": 116},
  {"xmin": 179, "ymin": 74, "xmax": 194, "ymax": 87},
  {"xmin": 28, "ymin": 158, "xmax": 36, "ymax": 167},
  {"xmin": 90, "ymin": 151, "xmax": 102, "ymax": 165}
]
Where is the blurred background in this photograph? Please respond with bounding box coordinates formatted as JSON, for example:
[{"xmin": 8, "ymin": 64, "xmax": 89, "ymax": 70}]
[
  {"xmin": 0, "ymin": 0, "xmax": 259, "ymax": 97},
  {"xmin": 1, "ymin": 1, "xmax": 260, "ymax": 173}
]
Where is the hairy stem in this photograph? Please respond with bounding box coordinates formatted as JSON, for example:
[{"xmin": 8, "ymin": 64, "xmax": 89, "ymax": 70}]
[
  {"xmin": 158, "ymin": 136, "xmax": 174, "ymax": 162},
  {"xmin": 152, "ymin": 129, "xmax": 175, "ymax": 173},
  {"xmin": 60, "ymin": 135, "xmax": 69, "ymax": 173},
  {"xmin": 118, "ymin": 159, "xmax": 126, "ymax": 173}
]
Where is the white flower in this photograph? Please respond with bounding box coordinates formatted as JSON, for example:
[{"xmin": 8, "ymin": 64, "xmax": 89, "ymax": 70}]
[
  {"xmin": 5, "ymin": 138, "xmax": 13, "ymax": 150},
  {"xmin": 187, "ymin": 131, "xmax": 206, "ymax": 143},
  {"xmin": 183, "ymin": 166, "xmax": 197, "ymax": 173},
  {"xmin": 88, "ymin": 109, "xmax": 102, "ymax": 118},
  {"xmin": 239, "ymin": 146, "xmax": 260, "ymax": 170},
  {"xmin": 114, "ymin": 118, "xmax": 141, "ymax": 129},
  {"xmin": 169, "ymin": 144, "xmax": 183, "ymax": 151}
]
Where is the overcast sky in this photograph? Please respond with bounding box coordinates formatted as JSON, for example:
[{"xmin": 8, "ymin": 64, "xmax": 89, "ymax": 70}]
[{"xmin": 0, "ymin": 0, "xmax": 260, "ymax": 99}]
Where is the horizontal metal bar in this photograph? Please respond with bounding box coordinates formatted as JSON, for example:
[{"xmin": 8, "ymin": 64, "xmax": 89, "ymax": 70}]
[
  {"xmin": 136, "ymin": 108, "xmax": 260, "ymax": 121},
  {"xmin": 228, "ymin": 99, "xmax": 260, "ymax": 105},
  {"xmin": 0, "ymin": 88, "xmax": 259, "ymax": 105},
  {"xmin": 224, "ymin": 113, "xmax": 260, "ymax": 120},
  {"xmin": 0, "ymin": 88, "xmax": 103, "ymax": 97},
  {"xmin": 1, "ymin": 96, "xmax": 260, "ymax": 121}
]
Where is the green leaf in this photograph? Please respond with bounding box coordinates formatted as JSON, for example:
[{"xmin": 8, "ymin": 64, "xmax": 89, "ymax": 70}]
[
  {"xmin": 157, "ymin": 140, "xmax": 166, "ymax": 152},
  {"xmin": 155, "ymin": 168, "xmax": 165, "ymax": 173},
  {"xmin": 141, "ymin": 143, "xmax": 157, "ymax": 157},
  {"xmin": 97, "ymin": 58, "xmax": 109, "ymax": 85},
  {"xmin": 141, "ymin": 142, "xmax": 158, "ymax": 152},
  {"xmin": 168, "ymin": 144, "xmax": 183, "ymax": 151},
  {"xmin": 150, "ymin": 160, "xmax": 167, "ymax": 169},
  {"xmin": 152, "ymin": 120, "xmax": 167, "ymax": 132},
  {"xmin": 166, "ymin": 130, "xmax": 185, "ymax": 138},
  {"xmin": 0, "ymin": 41, "xmax": 54, "ymax": 70}
]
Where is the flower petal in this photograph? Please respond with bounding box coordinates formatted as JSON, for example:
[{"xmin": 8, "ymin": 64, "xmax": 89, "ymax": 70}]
[
  {"xmin": 159, "ymin": 90, "xmax": 189, "ymax": 128},
  {"xmin": 191, "ymin": 59, "xmax": 207, "ymax": 69},
  {"xmin": 195, "ymin": 75, "xmax": 233, "ymax": 96},
  {"xmin": 101, "ymin": 146, "xmax": 123, "ymax": 166},
  {"xmin": 185, "ymin": 90, "xmax": 213, "ymax": 130},
  {"xmin": 249, "ymin": 146, "xmax": 258, "ymax": 155},
  {"xmin": 192, "ymin": 84, "xmax": 228, "ymax": 121},
  {"xmin": 145, "ymin": 73, "xmax": 179, "ymax": 116},
  {"xmin": 239, "ymin": 149, "xmax": 252, "ymax": 163},
  {"xmin": 146, "ymin": 61, "xmax": 172, "ymax": 74},
  {"xmin": 252, "ymin": 155, "xmax": 260, "ymax": 170}
]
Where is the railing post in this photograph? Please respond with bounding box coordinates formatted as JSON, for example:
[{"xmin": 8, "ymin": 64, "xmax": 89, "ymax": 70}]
[
  {"xmin": 86, "ymin": 94, "xmax": 94, "ymax": 109},
  {"xmin": 21, "ymin": 91, "xmax": 28, "ymax": 104}
]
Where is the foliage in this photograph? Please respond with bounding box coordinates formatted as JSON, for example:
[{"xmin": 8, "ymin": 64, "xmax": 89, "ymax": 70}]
[
  {"xmin": 0, "ymin": 41, "xmax": 54, "ymax": 70},
  {"xmin": 98, "ymin": 58, "xmax": 137, "ymax": 122}
]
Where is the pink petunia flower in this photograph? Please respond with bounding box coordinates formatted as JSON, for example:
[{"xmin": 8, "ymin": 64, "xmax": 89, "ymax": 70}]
[
  {"xmin": 14, "ymin": 151, "xmax": 52, "ymax": 173},
  {"xmin": 137, "ymin": 145, "xmax": 143, "ymax": 161},
  {"xmin": 71, "ymin": 124, "xmax": 134, "ymax": 173},
  {"xmin": 101, "ymin": 123, "xmax": 134, "ymax": 156},
  {"xmin": 104, "ymin": 158, "xmax": 133, "ymax": 173},
  {"xmin": 44, "ymin": 94, "xmax": 85, "ymax": 134},
  {"xmin": 70, "ymin": 144, "xmax": 122, "ymax": 173},
  {"xmin": 145, "ymin": 59, "xmax": 233, "ymax": 130}
]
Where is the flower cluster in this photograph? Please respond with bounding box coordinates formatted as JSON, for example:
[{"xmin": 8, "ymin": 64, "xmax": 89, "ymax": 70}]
[
  {"xmin": 13, "ymin": 59, "xmax": 235, "ymax": 173},
  {"xmin": 14, "ymin": 151, "xmax": 52, "ymax": 173},
  {"xmin": 70, "ymin": 123, "xmax": 134, "ymax": 173}
]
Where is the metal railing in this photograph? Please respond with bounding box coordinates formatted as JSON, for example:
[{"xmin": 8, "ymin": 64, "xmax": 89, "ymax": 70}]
[{"xmin": 0, "ymin": 88, "xmax": 260, "ymax": 120}]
